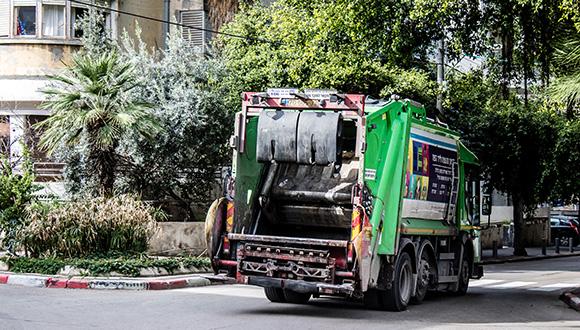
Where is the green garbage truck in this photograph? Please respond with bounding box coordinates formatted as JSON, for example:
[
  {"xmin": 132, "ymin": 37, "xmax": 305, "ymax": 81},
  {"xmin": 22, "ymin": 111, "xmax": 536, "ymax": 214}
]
[{"xmin": 205, "ymin": 89, "xmax": 486, "ymax": 311}]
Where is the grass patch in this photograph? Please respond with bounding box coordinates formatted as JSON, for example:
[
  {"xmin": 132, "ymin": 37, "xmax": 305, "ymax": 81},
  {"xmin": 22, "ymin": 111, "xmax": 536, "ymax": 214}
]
[{"xmin": 0, "ymin": 254, "xmax": 211, "ymax": 277}]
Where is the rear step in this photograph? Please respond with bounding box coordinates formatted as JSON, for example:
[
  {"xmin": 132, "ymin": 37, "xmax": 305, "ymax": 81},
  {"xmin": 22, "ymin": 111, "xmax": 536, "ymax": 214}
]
[{"xmin": 228, "ymin": 233, "xmax": 348, "ymax": 247}]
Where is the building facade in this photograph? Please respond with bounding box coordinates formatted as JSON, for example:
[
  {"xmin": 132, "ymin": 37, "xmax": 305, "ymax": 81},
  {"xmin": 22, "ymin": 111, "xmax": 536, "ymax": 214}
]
[{"xmin": 0, "ymin": 0, "xmax": 210, "ymax": 196}]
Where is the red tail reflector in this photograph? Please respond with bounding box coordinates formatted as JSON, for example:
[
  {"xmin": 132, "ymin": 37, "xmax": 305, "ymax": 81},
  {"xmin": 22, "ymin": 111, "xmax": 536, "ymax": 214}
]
[
  {"xmin": 223, "ymin": 201, "xmax": 234, "ymax": 254},
  {"xmin": 348, "ymin": 207, "xmax": 362, "ymax": 263}
]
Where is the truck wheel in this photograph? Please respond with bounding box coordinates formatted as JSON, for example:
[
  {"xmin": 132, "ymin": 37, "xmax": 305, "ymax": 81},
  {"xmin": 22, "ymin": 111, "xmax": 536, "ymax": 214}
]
[
  {"xmin": 384, "ymin": 251, "xmax": 413, "ymax": 311},
  {"xmin": 412, "ymin": 247, "xmax": 433, "ymax": 304},
  {"xmin": 264, "ymin": 287, "xmax": 286, "ymax": 303},
  {"xmin": 455, "ymin": 258, "xmax": 471, "ymax": 296},
  {"xmin": 283, "ymin": 290, "xmax": 311, "ymax": 304}
]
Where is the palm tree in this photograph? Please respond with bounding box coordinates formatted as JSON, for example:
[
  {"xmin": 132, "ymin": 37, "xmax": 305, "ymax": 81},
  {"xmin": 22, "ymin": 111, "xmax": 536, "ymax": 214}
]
[
  {"xmin": 37, "ymin": 51, "xmax": 160, "ymax": 196},
  {"xmin": 549, "ymin": 32, "xmax": 580, "ymax": 118}
]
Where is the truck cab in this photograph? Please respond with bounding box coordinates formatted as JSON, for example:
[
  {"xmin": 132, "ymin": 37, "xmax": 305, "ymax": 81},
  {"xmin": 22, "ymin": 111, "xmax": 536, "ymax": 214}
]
[{"xmin": 206, "ymin": 89, "xmax": 484, "ymax": 311}]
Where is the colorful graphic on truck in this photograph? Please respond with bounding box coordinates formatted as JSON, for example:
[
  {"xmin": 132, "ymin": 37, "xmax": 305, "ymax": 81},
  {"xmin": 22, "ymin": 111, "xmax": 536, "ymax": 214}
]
[{"xmin": 404, "ymin": 128, "xmax": 457, "ymax": 204}]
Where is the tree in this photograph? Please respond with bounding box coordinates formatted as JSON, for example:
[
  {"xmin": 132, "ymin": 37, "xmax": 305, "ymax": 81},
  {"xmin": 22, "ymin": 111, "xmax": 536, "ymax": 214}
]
[
  {"xmin": 115, "ymin": 30, "xmax": 232, "ymax": 220},
  {"xmin": 548, "ymin": 32, "xmax": 580, "ymax": 216},
  {"xmin": 551, "ymin": 120, "xmax": 580, "ymax": 210},
  {"xmin": 37, "ymin": 51, "xmax": 160, "ymax": 196},
  {"xmin": 445, "ymin": 72, "xmax": 562, "ymax": 256},
  {"xmin": 477, "ymin": 102, "xmax": 560, "ymax": 256}
]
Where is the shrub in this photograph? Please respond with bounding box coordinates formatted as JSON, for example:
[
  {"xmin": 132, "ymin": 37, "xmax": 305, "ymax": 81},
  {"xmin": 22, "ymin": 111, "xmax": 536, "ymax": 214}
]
[
  {"xmin": 0, "ymin": 148, "xmax": 38, "ymax": 254},
  {"xmin": 22, "ymin": 195, "xmax": 160, "ymax": 258},
  {"xmin": 0, "ymin": 255, "xmax": 211, "ymax": 277}
]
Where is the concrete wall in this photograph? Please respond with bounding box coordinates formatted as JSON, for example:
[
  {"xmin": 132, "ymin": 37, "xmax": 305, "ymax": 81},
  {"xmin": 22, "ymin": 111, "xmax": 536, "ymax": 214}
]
[
  {"xmin": 0, "ymin": 43, "xmax": 77, "ymax": 76},
  {"xmin": 481, "ymin": 217, "xmax": 551, "ymax": 249},
  {"xmin": 523, "ymin": 218, "xmax": 550, "ymax": 247},
  {"xmin": 118, "ymin": 0, "xmax": 165, "ymax": 50},
  {"xmin": 148, "ymin": 222, "xmax": 206, "ymax": 256},
  {"xmin": 480, "ymin": 225, "xmax": 503, "ymax": 249},
  {"xmin": 170, "ymin": 0, "xmax": 204, "ymax": 20}
]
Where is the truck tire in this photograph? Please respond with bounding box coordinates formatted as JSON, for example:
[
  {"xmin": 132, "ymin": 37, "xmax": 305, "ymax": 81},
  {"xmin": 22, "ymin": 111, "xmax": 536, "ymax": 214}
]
[
  {"xmin": 264, "ymin": 287, "xmax": 286, "ymax": 303},
  {"xmin": 455, "ymin": 257, "xmax": 471, "ymax": 296},
  {"xmin": 383, "ymin": 251, "xmax": 413, "ymax": 311},
  {"xmin": 412, "ymin": 246, "xmax": 434, "ymax": 304},
  {"xmin": 283, "ymin": 290, "xmax": 311, "ymax": 304}
]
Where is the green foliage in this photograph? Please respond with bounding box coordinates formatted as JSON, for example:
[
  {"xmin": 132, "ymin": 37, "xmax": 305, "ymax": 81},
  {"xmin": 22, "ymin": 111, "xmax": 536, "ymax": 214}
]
[
  {"xmin": 217, "ymin": 0, "xmax": 440, "ymax": 107},
  {"xmin": 0, "ymin": 255, "xmax": 211, "ymax": 277},
  {"xmin": 0, "ymin": 147, "xmax": 39, "ymax": 253},
  {"xmin": 114, "ymin": 29, "xmax": 232, "ymax": 220},
  {"xmin": 561, "ymin": 0, "xmax": 580, "ymax": 32},
  {"xmin": 21, "ymin": 195, "xmax": 160, "ymax": 258},
  {"xmin": 549, "ymin": 32, "xmax": 580, "ymax": 111},
  {"xmin": 445, "ymin": 72, "xmax": 561, "ymax": 210},
  {"xmin": 37, "ymin": 51, "xmax": 160, "ymax": 196},
  {"xmin": 476, "ymin": 101, "xmax": 561, "ymax": 209},
  {"xmin": 552, "ymin": 119, "xmax": 580, "ymax": 204}
]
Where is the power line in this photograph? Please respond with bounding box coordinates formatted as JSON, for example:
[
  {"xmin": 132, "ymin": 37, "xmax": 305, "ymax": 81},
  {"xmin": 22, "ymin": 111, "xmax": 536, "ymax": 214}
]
[{"xmin": 67, "ymin": 0, "xmax": 279, "ymax": 45}]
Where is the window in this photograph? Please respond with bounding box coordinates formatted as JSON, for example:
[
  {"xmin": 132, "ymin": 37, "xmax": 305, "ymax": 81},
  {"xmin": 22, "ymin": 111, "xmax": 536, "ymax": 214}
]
[
  {"xmin": 2, "ymin": 2, "xmax": 110, "ymax": 40},
  {"xmin": 15, "ymin": 6, "xmax": 36, "ymax": 36},
  {"xmin": 42, "ymin": 5, "xmax": 64, "ymax": 37},
  {"xmin": 71, "ymin": 6, "xmax": 87, "ymax": 38},
  {"xmin": 464, "ymin": 165, "xmax": 481, "ymax": 226},
  {"xmin": 25, "ymin": 115, "xmax": 48, "ymax": 161}
]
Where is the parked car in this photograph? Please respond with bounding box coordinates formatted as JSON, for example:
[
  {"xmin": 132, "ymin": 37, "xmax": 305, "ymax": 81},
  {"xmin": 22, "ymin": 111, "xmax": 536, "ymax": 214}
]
[{"xmin": 550, "ymin": 216, "xmax": 580, "ymax": 247}]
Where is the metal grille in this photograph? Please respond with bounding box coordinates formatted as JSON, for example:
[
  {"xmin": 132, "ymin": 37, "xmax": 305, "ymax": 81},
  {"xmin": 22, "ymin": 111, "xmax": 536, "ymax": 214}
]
[{"xmin": 180, "ymin": 10, "xmax": 205, "ymax": 50}]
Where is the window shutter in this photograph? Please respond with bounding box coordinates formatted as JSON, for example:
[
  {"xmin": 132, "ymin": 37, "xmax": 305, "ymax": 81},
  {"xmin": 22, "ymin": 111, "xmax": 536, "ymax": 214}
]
[
  {"xmin": 13, "ymin": 0, "xmax": 37, "ymax": 5},
  {"xmin": 180, "ymin": 10, "xmax": 205, "ymax": 50},
  {"xmin": 42, "ymin": 0, "xmax": 66, "ymax": 5},
  {"xmin": 0, "ymin": 1, "xmax": 9, "ymax": 36}
]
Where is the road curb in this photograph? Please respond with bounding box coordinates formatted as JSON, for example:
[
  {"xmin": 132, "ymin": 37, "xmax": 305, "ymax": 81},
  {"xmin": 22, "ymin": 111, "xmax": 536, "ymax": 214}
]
[
  {"xmin": 482, "ymin": 252, "xmax": 580, "ymax": 265},
  {"xmin": 0, "ymin": 272, "xmax": 225, "ymax": 291},
  {"xmin": 560, "ymin": 288, "xmax": 580, "ymax": 312}
]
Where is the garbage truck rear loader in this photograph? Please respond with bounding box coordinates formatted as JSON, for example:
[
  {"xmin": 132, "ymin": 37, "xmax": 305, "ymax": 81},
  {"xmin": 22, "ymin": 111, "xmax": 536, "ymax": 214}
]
[{"xmin": 206, "ymin": 90, "xmax": 485, "ymax": 311}]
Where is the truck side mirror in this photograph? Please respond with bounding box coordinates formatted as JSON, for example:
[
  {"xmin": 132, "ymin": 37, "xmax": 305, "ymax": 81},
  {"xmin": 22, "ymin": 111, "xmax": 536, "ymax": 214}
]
[{"xmin": 482, "ymin": 195, "xmax": 492, "ymax": 216}]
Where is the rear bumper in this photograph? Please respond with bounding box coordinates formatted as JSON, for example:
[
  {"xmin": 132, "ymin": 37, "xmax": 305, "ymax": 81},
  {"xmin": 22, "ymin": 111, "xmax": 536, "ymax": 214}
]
[{"xmin": 242, "ymin": 275, "xmax": 355, "ymax": 296}]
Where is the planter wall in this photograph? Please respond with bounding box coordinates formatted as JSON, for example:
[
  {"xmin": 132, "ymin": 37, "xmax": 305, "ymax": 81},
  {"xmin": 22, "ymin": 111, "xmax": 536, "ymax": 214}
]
[{"xmin": 148, "ymin": 222, "xmax": 206, "ymax": 256}]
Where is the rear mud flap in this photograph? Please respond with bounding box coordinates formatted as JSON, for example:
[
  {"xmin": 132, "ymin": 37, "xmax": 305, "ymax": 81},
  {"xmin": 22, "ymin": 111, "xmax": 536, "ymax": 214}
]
[{"xmin": 205, "ymin": 197, "xmax": 227, "ymax": 273}]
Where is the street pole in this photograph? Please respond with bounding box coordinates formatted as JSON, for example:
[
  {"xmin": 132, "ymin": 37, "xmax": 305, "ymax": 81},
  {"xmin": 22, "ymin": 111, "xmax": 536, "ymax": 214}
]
[{"xmin": 436, "ymin": 38, "xmax": 445, "ymax": 117}]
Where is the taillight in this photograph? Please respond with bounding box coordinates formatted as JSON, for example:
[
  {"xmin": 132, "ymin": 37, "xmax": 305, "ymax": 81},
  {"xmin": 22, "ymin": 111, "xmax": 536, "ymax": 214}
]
[{"xmin": 223, "ymin": 201, "xmax": 234, "ymax": 254}]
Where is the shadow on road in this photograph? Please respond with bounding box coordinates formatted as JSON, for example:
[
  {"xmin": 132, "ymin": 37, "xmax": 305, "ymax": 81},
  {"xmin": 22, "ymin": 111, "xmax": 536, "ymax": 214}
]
[{"xmin": 238, "ymin": 288, "xmax": 579, "ymax": 325}]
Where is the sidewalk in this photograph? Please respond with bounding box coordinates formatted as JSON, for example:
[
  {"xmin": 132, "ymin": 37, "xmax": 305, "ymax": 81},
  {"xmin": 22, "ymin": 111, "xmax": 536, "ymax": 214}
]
[{"xmin": 482, "ymin": 246, "xmax": 580, "ymax": 264}]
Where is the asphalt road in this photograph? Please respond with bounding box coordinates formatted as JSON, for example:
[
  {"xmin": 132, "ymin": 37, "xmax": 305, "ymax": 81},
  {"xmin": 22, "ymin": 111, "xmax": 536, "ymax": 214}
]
[{"xmin": 1, "ymin": 257, "xmax": 580, "ymax": 330}]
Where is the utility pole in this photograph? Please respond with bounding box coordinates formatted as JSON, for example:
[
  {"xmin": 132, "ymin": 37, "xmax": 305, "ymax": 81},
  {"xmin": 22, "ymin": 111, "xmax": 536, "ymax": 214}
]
[{"xmin": 436, "ymin": 38, "xmax": 445, "ymax": 117}]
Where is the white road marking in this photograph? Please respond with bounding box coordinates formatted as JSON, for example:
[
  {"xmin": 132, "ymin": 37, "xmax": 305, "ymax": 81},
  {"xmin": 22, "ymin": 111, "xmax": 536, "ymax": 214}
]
[
  {"xmin": 174, "ymin": 284, "xmax": 265, "ymax": 299},
  {"xmin": 487, "ymin": 281, "xmax": 537, "ymax": 289},
  {"xmin": 528, "ymin": 283, "xmax": 580, "ymax": 292},
  {"xmin": 469, "ymin": 279, "xmax": 505, "ymax": 287}
]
